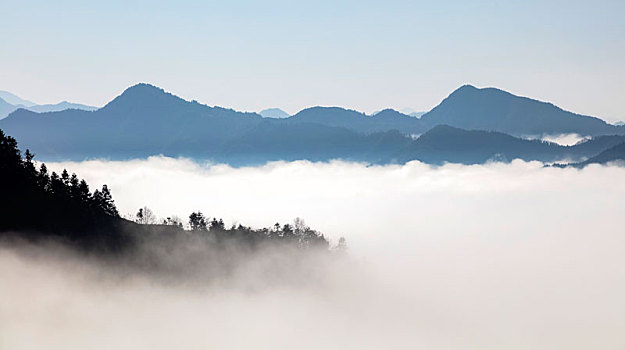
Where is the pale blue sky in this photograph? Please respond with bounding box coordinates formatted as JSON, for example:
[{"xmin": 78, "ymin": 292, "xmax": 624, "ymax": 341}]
[{"xmin": 1, "ymin": 0, "xmax": 624, "ymax": 121}]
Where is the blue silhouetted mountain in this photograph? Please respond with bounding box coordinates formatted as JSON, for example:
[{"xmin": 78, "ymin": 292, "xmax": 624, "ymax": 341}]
[
  {"xmin": 420, "ymin": 85, "xmax": 624, "ymax": 136},
  {"xmin": 287, "ymin": 107, "xmax": 425, "ymax": 134},
  {"xmin": 0, "ymin": 84, "xmax": 265, "ymax": 160},
  {"xmin": 26, "ymin": 101, "xmax": 98, "ymax": 113},
  {"xmin": 216, "ymin": 121, "xmax": 412, "ymax": 165},
  {"xmin": 0, "ymin": 90, "xmax": 36, "ymax": 107},
  {"xmin": 0, "ymin": 97, "xmax": 17, "ymax": 119},
  {"xmin": 259, "ymin": 108, "xmax": 290, "ymax": 118},
  {"xmin": 2, "ymin": 82, "xmax": 625, "ymax": 165},
  {"xmin": 0, "ymin": 92, "xmax": 98, "ymax": 119},
  {"xmin": 283, "ymin": 87, "xmax": 625, "ymax": 136},
  {"xmin": 393, "ymin": 125, "xmax": 625, "ymax": 165}
]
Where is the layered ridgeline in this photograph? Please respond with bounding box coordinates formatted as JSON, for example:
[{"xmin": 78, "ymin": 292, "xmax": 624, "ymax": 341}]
[
  {"xmin": 555, "ymin": 142, "xmax": 625, "ymax": 168},
  {"xmin": 0, "ymin": 90, "xmax": 97, "ymax": 119},
  {"xmin": 0, "ymin": 129, "xmax": 332, "ymax": 256},
  {"xmin": 418, "ymin": 85, "xmax": 623, "ymax": 136},
  {"xmin": 395, "ymin": 125, "xmax": 625, "ymax": 165},
  {"xmin": 1, "ymin": 83, "xmax": 624, "ymax": 165}
]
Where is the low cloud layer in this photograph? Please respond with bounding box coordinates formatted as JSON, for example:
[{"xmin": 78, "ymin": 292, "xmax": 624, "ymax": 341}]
[
  {"xmin": 540, "ymin": 133, "xmax": 589, "ymax": 146},
  {"xmin": 520, "ymin": 133, "xmax": 588, "ymax": 146},
  {"xmin": 2, "ymin": 159, "xmax": 625, "ymax": 349}
]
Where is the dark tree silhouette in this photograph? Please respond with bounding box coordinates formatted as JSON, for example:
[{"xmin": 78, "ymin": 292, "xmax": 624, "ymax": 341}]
[
  {"xmin": 189, "ymin": 212, "xmax": 208, "ymax": 231},
  {"xmin": 136, "ymin": 206, "xmax": 157, "ymax": 225},
  {"xmin": 0, "ymin": 128, "xmax": 125, "ymax": 251},
  {"xmin": 1, "ymin": 128, "xmax": 332, "ymax": 254},
  {"xmin": 210, "ymin": 218, "xmax": 225, "ymax": 231}
]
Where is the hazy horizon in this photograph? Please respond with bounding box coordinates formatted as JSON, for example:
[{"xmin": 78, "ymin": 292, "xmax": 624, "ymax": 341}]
[
  {"xmin": 2, "ymin": 1, "xmax": 624, "ymax": 348},
  {"xmin": 1, "ymin": 1, "xmax": 624, "ymax": 122}
]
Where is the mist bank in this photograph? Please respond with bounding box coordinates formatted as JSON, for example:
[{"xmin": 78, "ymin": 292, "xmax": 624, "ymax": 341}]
[
  {"xmin": 44, "ymin": 158, "xmax": 625, "ymax": 250},
  {"xmin": 3, "ymin": 159, "xmax": 625, "ymax": 349}
]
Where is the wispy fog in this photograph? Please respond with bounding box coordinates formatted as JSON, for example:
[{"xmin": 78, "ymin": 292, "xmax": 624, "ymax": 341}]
[
  {"xmin": 520, "ymin": 133, "xmax": 588, "ymax": 146},
  {"xmin": 2, "ymin": 159, "xmax": 625, "ymax": 349},
  {"xmin": 540, "ymin": 133, "xmax": 589, "ymax": 146}
]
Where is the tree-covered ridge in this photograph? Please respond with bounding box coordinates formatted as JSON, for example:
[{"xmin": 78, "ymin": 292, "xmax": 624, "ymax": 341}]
[
  {"xmin": 0, "ymin": 128, "xmax": 125, "ymax": 247},
  {"xmin": 184, "ymin": 212, "xmax": 329, "ymax": 250},
  {"xmin": 0, "ymin": 128, "xmax": 334, "ymax": 254}
]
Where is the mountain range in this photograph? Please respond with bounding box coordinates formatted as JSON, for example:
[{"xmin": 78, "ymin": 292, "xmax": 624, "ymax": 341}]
[
  {"xmin": 0, "ymin": 90, "xmax": 36, "ymax": 106},
  {"xmin": 419, "ymin": 85, "xmax": 622, "ymax": 136},
  {"xmin": 1, "ymin": 83, "xmax": 624, "ymax": 166},
  {"xmin": 278, "ymin": 85, "xmax": 624, "ymax": 137},
  {"xmin": 0, "ymin": 90, "xmax": 97, "ymax": 119}
]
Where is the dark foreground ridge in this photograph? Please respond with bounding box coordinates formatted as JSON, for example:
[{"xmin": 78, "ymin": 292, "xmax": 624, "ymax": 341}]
[{"xmin": 0, "ymin": 129, "xmax": 333, "ymax": 256}]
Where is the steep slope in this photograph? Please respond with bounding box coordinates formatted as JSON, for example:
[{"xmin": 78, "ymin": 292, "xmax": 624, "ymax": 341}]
[
  {"xmin": 420, "ymin": 85, "xmax": 624, "ymax": 136},
  {"xmin": 0, "ymin": 84, "xmax": 264, "ymax": 160}
]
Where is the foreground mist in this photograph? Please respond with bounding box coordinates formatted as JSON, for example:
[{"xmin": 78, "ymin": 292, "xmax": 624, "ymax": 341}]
[{"xmin": 2, "ymin": 159, "xmax": 625, "ymax": 349}]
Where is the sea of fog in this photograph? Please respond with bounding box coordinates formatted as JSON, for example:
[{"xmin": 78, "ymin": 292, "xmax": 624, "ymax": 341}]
[{"xmin": 2, "ymin": 159, "xmax": 625, "ymax": 349}]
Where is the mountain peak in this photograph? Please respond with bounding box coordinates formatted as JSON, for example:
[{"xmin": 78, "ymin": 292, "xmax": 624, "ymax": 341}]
[
  {"xmin": 420, "ymin": 84, "xmax": 615, "ymax": 136},
  {"xmin": 449, "ymin": 84, "xmax": 518, "ymax": 100},
  {"xmin": 121, "ymin": 83, "xmax": 166, "ymax": 96},
  {"xmin": 259, "ymin": 108, "xmax": 290, "ymax": 118},
  {"xmin": 451, "ymin": 84, "xmax": 478, "ymax": 94},
  {"xmin": 373, "ymin": 109, "xmax": 411, "ymax": 118},
  {"xmin": 374, "ymin": 108, "xmax": 399, "ymax": 114},
  {"xmin": 102, "ymin": 83, "xmax": 186, "ymax": 112}
]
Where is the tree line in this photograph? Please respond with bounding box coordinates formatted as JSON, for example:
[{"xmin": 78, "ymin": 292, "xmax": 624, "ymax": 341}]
[
  {"xmin": 1, "ymin": 128, "xmax": 342, "ymax": 252},
  {"xmin": 0, "ymin": 129, "xmax": 127, "ymax": 248},
  {"xmin": 134, "ymin": 206, "xmax": 334, "ymax": 250}
]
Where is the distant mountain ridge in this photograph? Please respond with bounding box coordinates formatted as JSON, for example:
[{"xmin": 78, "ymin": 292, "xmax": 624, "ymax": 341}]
[
  {"xmin": 286, "ymin": 107, "xmax": 423, "ymax": 134},
  {"xmin": 0, "ymin": 98, "xmax": 16, "ymax": 119},
  {"xmin": 26, "ymin": 101, "xmax": 98, "ymax": 113},
  {"xmin": 1, "ymin": 84, "xmax": 263, "ymax": 160},
  {"xmin": 419, "ymin": 85, "xmax": 623, "ymax": 136},
  {"xmin": 1, "ymin": 82, "xmax": 624, "ymax": 166},
  {"xmin": 259, "ymin": 108, "xmax": 290, "ymax": 118},
  {"xmin": 0, "ymin": 90, "xmax": 97, "ymax": 119},
  {"xmin": 266, "ymin": 85, "xmax": 624, "ymax": 137},
  {"xmin": 0, "ymin": 90, "xmax": 36, "ymax": 106},
  {"xmin": 394, "ymin": 125, "xmax": 625, "ymax": 165}
]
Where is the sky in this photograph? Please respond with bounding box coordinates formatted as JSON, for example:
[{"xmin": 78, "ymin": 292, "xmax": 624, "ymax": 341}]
[{"xmin": 1, "ymin": 0, "xmax": 624, "ymax": 121}]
